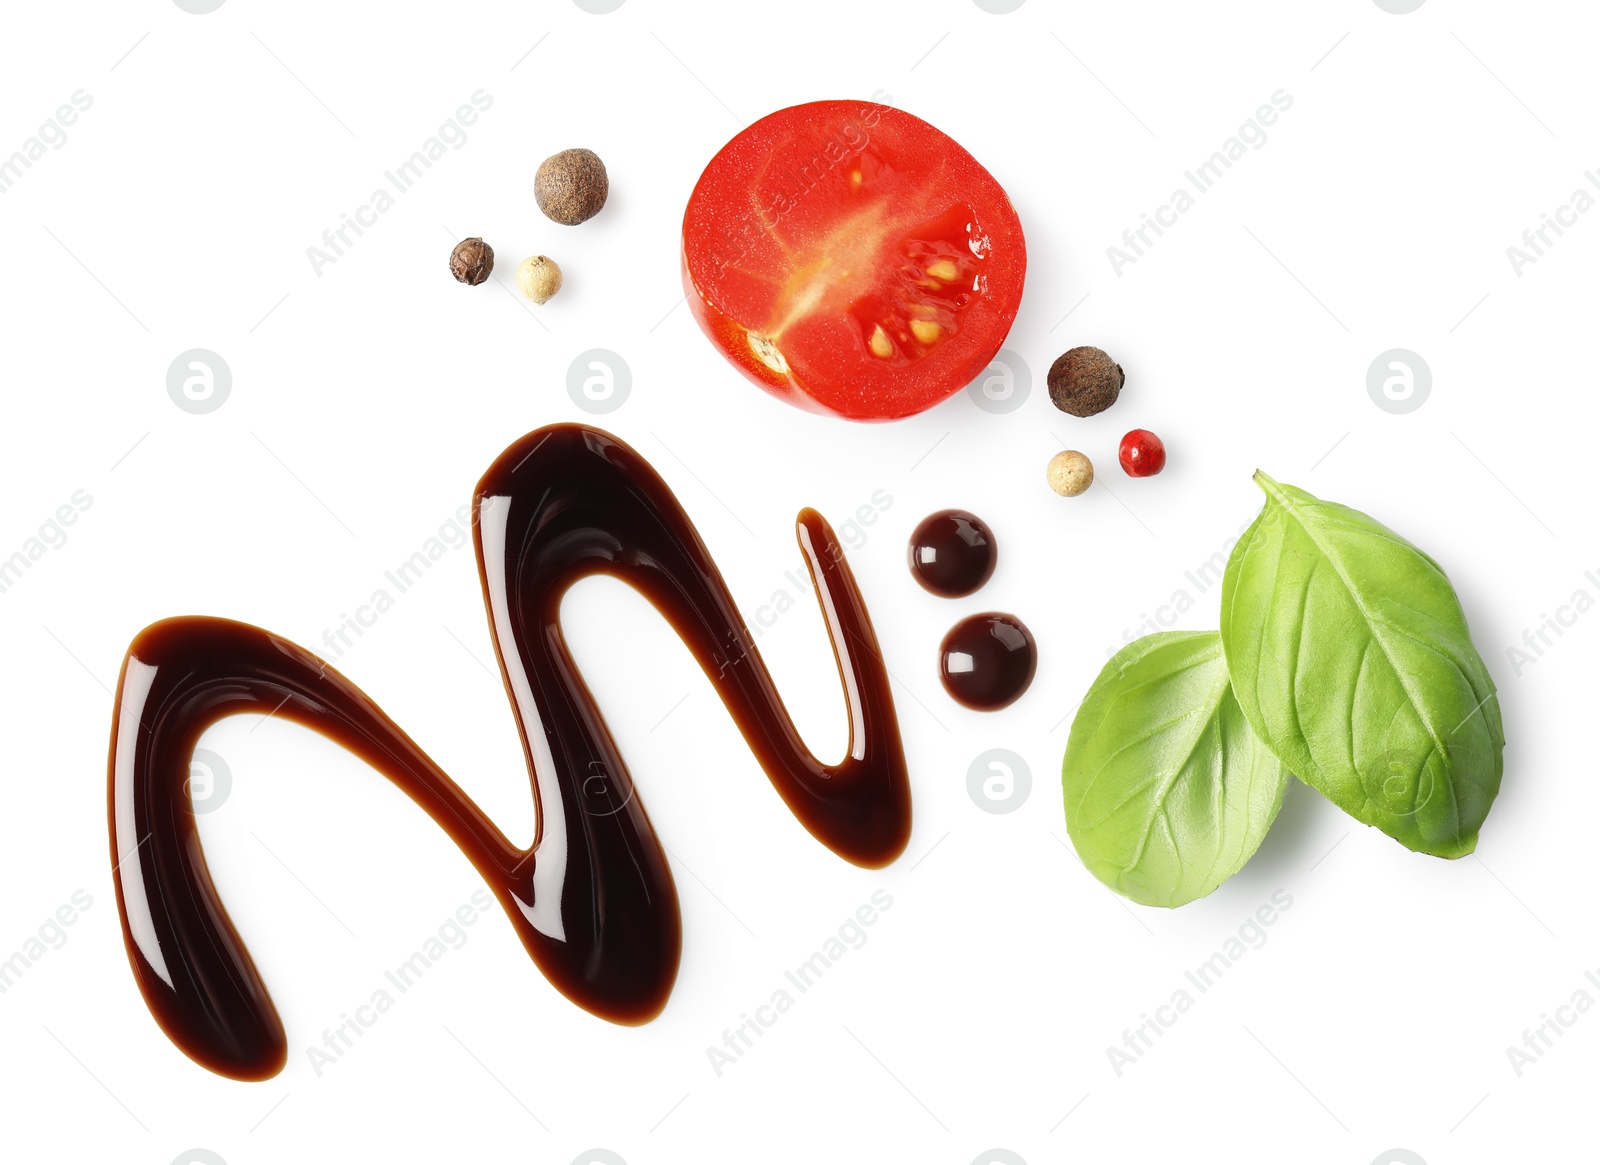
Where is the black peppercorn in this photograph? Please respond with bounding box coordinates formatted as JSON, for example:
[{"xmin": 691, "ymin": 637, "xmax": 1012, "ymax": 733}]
[
  {"xmin": 450, "ymin": 237, "xmax": 495, "ymax": 285},
  {"xmin": 1048, "ymin": 346, "xmax": 1125, "ymax": 417},
  {"xmin": 535, "ymin": 148, "xmax": 609, "ymax": 226}
]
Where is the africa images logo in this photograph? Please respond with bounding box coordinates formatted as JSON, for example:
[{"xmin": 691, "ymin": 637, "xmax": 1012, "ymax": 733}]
[
  {"xmin": 567, "ymin": 349, "xmax": 632, "ymax": 413},
  {"xmin": 167, "ymin": 349, "xmax": 231, "ymax": 414},
  {"xmin": 1367, "ymin": 349, "xmax": 1430, "ymax": 415}
]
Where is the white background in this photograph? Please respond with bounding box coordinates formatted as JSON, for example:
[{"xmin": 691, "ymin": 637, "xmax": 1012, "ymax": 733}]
[{"xmin": 0, "ymin": 1, "xmax": 1591, "ymax": 1162}]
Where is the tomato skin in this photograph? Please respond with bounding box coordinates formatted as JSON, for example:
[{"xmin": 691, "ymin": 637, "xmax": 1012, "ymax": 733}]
[{"xmin": 681, "ymin": 100, "xmax": 1027, "ymax": 422}]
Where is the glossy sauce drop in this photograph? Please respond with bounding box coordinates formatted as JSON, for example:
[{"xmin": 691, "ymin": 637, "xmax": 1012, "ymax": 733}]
[
  {"xmin": 939, "ymin": 612, "xmax": 1037, "ymax": 710},
  {"xmin": 107, "ymin": 424, "xmax": 912, "ymax": 1081},
  {"xmin": 907, "ymin": 509, "xmax": 997, "ymax": 598}
]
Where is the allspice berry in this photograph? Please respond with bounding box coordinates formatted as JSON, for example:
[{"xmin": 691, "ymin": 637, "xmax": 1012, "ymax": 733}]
[
  {"xmin": 1047, "ymin": 450, "xmax": 1094, "ymax": 497},
  {"xmin": 1048, "ymin": 346, "xmax": 1125, "ymax": 417},
  {"xmin": 535, "ymin": 148, "xmax": 609, "ymax": 225},
  {"xmin": 449, "ymin": 237, "xmax": 494, "ymax": 285},
  {"xmin": 515, "ymin": 255, "xmax": 563, "ymax": 304}
]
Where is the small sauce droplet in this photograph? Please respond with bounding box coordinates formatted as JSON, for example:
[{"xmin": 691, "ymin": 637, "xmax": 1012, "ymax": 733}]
[
  {"xmin": 939, "ymin": 613, "xmax": 1037, "ymax": 711},
  {"xmin": 907, "ymin": 510, "xmax": 997, "ymax": 598}
]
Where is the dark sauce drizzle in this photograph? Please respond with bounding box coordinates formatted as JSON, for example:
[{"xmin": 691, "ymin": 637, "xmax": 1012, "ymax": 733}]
[{"xmin": 108, "ymin": 424, "xmax": 911, "ymax": 1081}]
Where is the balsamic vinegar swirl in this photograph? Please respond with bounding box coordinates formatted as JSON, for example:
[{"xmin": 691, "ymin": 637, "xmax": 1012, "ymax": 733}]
[{"xmin": 108, "ymin": 424, "xmax": 911, "ymax": 1081}]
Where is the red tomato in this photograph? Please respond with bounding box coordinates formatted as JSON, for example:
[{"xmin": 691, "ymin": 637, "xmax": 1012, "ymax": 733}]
[{"xmin": 681, "ymin": 100, "xmax": 1027, "ymax": 422}]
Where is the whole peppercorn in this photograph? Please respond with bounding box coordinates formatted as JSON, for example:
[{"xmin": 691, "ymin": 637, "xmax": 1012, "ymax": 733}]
[
  {"xmin": 1047, "ymin": 450, "xmax": 1094, "ymax": 497},
  {"xmin": 1048, "ymin": 346, "xmax": 1125, "ymax": 417},
  {"xmin": 1119, "ymin": 429, "xmax": 1166, "ymax": 477},
  {"xmin": 515, "ymin": 255, "xmax": 563, "ymax": 304},
  {"xmin": 449, "ymin": 237, "xmax": 495, "ymax": 285},
  {"xmin": 535, "ymin": 148, "xmax": 609, "ymax": 226}
]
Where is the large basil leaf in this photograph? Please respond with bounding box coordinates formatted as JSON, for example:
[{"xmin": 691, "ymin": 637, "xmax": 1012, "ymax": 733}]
[
  {"xmin": 1063, "ymin": 631, "xmax": 1289, "ymax": 908},
  {"xmin": 1219, "ymin": 473, "xmax": 1504, "ymax": 858}
]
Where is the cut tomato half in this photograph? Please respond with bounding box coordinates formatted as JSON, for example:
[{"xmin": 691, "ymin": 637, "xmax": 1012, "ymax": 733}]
[{"xmin": 681, "ymin": 100, "xmax": 1027, "ymax": 422}]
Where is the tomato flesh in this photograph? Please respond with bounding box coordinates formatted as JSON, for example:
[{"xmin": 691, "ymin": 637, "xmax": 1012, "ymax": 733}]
[{"xmin": 681, "ymin": 100, "xmax": 1027, "ymax": 421}]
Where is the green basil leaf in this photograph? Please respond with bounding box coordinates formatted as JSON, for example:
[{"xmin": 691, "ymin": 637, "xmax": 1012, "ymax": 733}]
[
  {"xmin": 1063, "ymin": 631, "xmax": 1289, "ymax": 908},
  {"xmin": 1219, "ymin": 472, "xmax": 1504, "ymax": 858}
]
